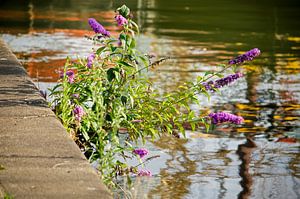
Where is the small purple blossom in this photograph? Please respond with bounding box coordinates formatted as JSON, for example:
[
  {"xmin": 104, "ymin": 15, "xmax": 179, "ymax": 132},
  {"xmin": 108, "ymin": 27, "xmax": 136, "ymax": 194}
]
[
  {"xmin": 137, "ymin": 169, "xmax": 152, "ymax": 177},
  {"xmin": 133, "ymin": 148, "xmax": 149, "ymax": 158},
  {"xmin": 73, "ymin": 105, "xmax": 85, "ymax": 121},
  {"xmin": 72, "ymin": 93, "xmax": 80, "ymax": 99},
  {"xmin": 87, "ymin": 53, "xmax": 95, "ymax": 68},
  {"xmin": 229, "ymin": 48, "xmax": 261, "ymax": 65},
  {"xmin": 66, "ymin": 70, "xmax": 75, "ymax": 83},
  {"xmin": 202, "ymin": 72, "xmax": 243, "ymax": 91},
  {"xmin": 209, "ymin": 112, "xmax": 244, "ymax": 125},
  {"xmin": 115, "ymin": 15, "xmax": 128, "ymax": 26},
  {"xmin": 88, "ymin": 18, "xmax": 110, "ymax": 37}
]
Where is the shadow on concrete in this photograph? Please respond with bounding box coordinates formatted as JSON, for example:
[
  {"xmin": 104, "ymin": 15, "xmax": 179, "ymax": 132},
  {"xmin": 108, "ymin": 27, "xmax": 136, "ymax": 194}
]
[
  {"xmin": 0, "ymin": 78, "xmax": 48, "ymax": 108},
  {"xmin": 0, "ymin": 64, "xmax": 27, "ymax": 76}
]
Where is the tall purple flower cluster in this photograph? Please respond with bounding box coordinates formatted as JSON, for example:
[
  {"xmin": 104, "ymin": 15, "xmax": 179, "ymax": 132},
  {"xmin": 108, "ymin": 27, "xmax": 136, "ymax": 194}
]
[
  {"xmin": 137, "ymin": 169, "xmax": 152, "ymax": 176},
  {"xmin": 115, "ymin": 15, "xmax": 128, "ymax": 26},
  {"xmin": 209, "ymin": 112, "xmax": 244, "ymax": 125},
  {"xmin": 133, "ymin": 148, "xmax": 149, "ymax": 158},
  {"xmin": 203, "ymin": 72, "xmax": 243, "ymax": 91},
  {"xmin": 87, "ymin": 53, "xmax": 95, "ymax": 68},
  {"xmin": 73, "ymin": 105, "xmax": 85, "ymax": 121},
  {"xmin": 88, "ymin": 18, "xmax": 110, "ymax": 37},
  {"xmin": 228, "ymin": 48, "xmax": 261, "ymax": 65},
  {"xmin": 66, "ymin": 70, "xmax": 75, "ymax": 83}
]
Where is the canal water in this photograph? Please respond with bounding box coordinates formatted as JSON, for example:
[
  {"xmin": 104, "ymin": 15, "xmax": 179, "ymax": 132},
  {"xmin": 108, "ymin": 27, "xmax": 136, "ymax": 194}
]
[{"xmin": 1, "ymin": 0, "xmax": 299, "ymax": 198}]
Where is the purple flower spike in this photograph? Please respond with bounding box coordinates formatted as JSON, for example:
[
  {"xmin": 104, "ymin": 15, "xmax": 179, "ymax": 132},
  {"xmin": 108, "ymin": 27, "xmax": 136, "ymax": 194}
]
[
  {"xmin": 73, "ymin": 105, "xmax": 85, "ymax": 121},
  {"xmin": 115, "ymin": 15, "xmax": 128, "ymax": 26},
  {"xmin": 88, "ymin": 18, "xmax": 110, "ymax": 37},
  {"xmin": 133, "ymin": 148, "xmax": 149, "ymax": 158},
  {"xmin": 66, "ymin": 70, "xmax": 75, "ymax": 83},
  {"xmin": 209, "ymin": 112, "xmax": 244, "ymax": 125},
  {"xmin": 137, "ymin": 169, "xmax": 152, "ymax": 177},
  {"xmin": 202, "ymin": 72, "xmax": 243, "ymax": 91},
  {"xmin": 87, "ymin": 53, "xmax": 95, "ymax": 68},
  {"xmin": 229, "ymin": 48, "xmax": 261, "ymax": 65}
]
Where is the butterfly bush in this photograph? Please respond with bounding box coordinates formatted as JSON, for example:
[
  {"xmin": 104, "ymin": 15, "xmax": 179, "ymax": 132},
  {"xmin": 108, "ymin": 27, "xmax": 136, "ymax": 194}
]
[
  {"xmin": 65, "ymin": 70, "xmax": 75, "ymax": 83},
  {"xmin": 137, "ymin": 169, "xmax": 152, "ymax": 177},
  {"xmin": 88, "ymin": 18, "xmax": 110, "ymax": 36},
  {"xmin": 228, "ymin": 48, "xmax": 261, "ymax": 65},
  {"xmin": 73, "ymin": 105, "xmax": 85, "ymax": 121},
  {"xmin": 133, "ymin": 148, "xmax": 149, "ymax": 158},
  {"xmin": 209, "ymin": 112, "xmax": 244, "ymax": 125},
  {"xmin": 87, "ymin": 53, "xmax": 95, "ymax": 68},
  {"xmin": 115, "ymin": 15, "xmax": 128, "ymax": 26},
  {"xmin": 203, "ymin": 72, "xmax": 243, "ymax": 91},
  {"xmin": 50, "ymin": 4, "xmax": 261, "ymax": 188}
]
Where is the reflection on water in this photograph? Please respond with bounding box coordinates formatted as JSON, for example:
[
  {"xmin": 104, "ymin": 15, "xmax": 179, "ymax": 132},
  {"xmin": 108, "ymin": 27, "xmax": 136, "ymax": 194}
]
[
  {"xmin": 1, "ymin": 0, "xmax": 299, "ymax": 198},
  {"xmin": 236, "ymin": 137, "xmax": 257, "ymax": 199},
  {"xmin": 149, "ymin": 137, "xmax": 196, "ymax": 198}
]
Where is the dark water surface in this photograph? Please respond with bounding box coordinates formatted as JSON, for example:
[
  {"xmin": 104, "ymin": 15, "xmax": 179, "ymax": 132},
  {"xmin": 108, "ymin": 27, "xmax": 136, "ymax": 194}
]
[{"xmin": 1, "ymin": 0, "xmax": 299, "ymax": 198}]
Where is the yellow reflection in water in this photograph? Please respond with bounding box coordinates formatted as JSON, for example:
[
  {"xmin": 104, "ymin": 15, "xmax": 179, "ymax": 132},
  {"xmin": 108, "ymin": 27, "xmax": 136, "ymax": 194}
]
[
  {"xmin": 237, "ymin": 127, "xmax": 266, "ymax": 133},
  {"xmin": 236, "ymin": 103, "xmax": 260, "ymax": 111},
  {"xmin": 287, "ymin": 36, "xmax": 300, "ymax": 42},
  {"xmin": 190, "ymin": 132, "xmax": 218, "ymax": 138}
]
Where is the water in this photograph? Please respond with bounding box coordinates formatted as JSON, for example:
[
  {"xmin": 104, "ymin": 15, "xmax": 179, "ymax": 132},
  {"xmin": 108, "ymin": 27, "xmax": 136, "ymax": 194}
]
[{"xmin": 1, "ymin": 0, "xmax": 299, "ymax": 198}]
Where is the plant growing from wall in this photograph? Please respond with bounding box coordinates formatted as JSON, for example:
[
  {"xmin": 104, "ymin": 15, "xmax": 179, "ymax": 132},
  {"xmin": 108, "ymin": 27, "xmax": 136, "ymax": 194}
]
[{"xmin": 49, "ymin": 5, "xmax": 260, "ymax": 188}]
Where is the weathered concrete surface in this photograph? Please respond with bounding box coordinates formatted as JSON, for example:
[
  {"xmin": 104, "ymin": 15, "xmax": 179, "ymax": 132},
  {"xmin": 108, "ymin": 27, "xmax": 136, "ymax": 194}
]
[{"xmin": 0, "ymin": 39, "xmax": 112, "ymax": 199}]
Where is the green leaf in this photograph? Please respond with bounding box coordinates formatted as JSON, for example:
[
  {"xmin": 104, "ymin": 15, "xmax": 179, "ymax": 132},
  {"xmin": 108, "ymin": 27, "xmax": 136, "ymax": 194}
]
[
  {"xmin": 165, "ymin": 124, "xmax": 173, "ymax": 134},
  {"xmin": 81, "ymin": 128, "xmax": 90, "ymax": 141},
  {"xmin": 119, "ymin": 33, "xmax": 126, "ymax": 41},
  {"xmin": 110, "ymin": 46, "xmax": 117, "ymax": 52},
  {"xmin": 154, "ymin": 112, "xmax": 163, "ymax": 123},
  {"xmin": 215, "ymin": 73, "xmax": 223, "ymax": 78},
  {"xmin": 197, "ymin": 76, "xmax": 203, "ymax": 82},
  {"xmin": 117, "ymin": 5, "xmax": 130, "ymax": 17},
  {"xmin": 85, "ymin": 120, "xmax": 91, "ymax": 130},
  {"xmin": 126, "ymin": 174, "xmax": 132, "ymax": 185},
  {"xmin": 126, "ymin": 36, "xmax": 132, "ymax": 48},
  {"xmin": 92, "ymin": 121, "xmax": 98, "ymax": 130},
  {"xmin": 201, "ymin": 118, "xmax": 210, "ymax": 132},
  {"xmin": 4, "ymin": 192, "xmax": 14, "ymax": 199},
  {"xmin": 138, "ymin": 55, "xmax": 149, "ymax": 67},
  {"xmin": 190, "ymin": 122, "xmax": 196, "ymax": 131},
  {"xmin": 177, "ymin": 123, "xmax": 184, "ymax": 133},
  {"xmin": 204, "ymin": 71, "xmax": 213, "ymax": 76},
  {"xmin": 129, "ymin": 95, "xmax": 134, "ymax": 108},
  {"xmin": 130, "ymin": 20, "xmax": 140, "ymax": 33},
  {"xmin": 107, "ymin": 68, "xmax": 116, "ymax": 82},
  {"xmin": 203, "ymin": 90, "xmax": 211, "ymax": 101},
  {"xmin": 49, "ymin": 84, "xmax": 62, "ymax": 92},
  {"xmin": 188, "ymin": 111, "xmax": 195, "ymax": 120},
  {"xmin": 118, "ymin": 61, "xmax": 134, "ymax": 68},
  {"xmin": 130, "ymin": 39, "xmax": 136, "ymax": 48},
  {"xmin": 96, "ymin": 46, "xmax": 106, "ymax": 55},
  {"xmin": 121, "ymin": 96, "xmax": 127, "ymax": 105},
  {"xmin": 209, "ymin": 124, "xmax": 215, "ymax": 131},
  {"xmin": 149, "ymin": 128, "xmax": 156, "ymax": 136}
]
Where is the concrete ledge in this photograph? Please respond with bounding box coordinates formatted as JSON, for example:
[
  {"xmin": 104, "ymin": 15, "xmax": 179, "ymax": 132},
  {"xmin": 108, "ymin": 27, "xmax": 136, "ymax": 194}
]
[{"xmin": 0, "ymin": 39, "xmax": 112, "ymax": 198}]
